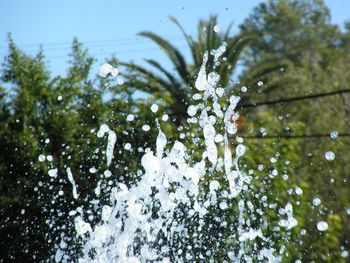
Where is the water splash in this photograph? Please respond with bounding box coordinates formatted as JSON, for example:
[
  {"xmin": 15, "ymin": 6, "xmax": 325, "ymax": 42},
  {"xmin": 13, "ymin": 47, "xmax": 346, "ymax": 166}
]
[
  {"xmin": 67, "ymin": 168, "xmax": 79, "ymax": 200},
  {"xmin": 98, "ymin": 63, "xmax": 118, "ymax": 78},
  {"xmin": 97, "ymin": 124, "xmax": 117, "ymax": 167},
  {"xmin": 46, "ymin": 44, "xmax": 299, "ymax": 262}
]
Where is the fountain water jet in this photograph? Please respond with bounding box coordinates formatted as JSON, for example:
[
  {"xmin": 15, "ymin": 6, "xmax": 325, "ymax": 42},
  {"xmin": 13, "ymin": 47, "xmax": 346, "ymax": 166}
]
[{"xmin": 49, "ymin": 44, "xmax": 297, "ymax": 262}]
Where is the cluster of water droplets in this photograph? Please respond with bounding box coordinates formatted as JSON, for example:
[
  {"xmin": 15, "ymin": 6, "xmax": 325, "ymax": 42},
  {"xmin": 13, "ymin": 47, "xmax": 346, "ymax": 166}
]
[{"xmin": 41, "ymin": 45, "xmax": 308, "ymax": 262}]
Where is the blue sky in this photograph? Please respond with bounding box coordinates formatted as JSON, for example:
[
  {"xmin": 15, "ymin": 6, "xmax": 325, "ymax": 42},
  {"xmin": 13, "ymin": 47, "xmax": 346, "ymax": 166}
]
[{"xmin": 1, "ymin": 0, "xmax": 349, "ymax": 76}]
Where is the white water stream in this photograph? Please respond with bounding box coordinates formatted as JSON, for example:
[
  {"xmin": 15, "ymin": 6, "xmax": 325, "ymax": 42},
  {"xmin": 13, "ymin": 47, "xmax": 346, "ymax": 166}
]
[{"xmin": 49, "ymin": 44, "xmax": 298, "ymax": 262}]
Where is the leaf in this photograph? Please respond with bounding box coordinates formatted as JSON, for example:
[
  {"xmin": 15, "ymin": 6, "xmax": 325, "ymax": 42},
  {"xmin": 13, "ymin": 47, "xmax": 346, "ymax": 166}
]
[{"xmin": 138, "ymin": 31, "xmax": 191, "ymax": 84}]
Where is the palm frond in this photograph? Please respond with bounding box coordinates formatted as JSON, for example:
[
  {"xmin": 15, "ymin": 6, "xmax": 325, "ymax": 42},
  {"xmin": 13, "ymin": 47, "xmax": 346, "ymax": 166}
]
[
  {"xmin": 145, "ymin": 59, "xmax": 178, "ymax": 86},
  {"xmin": 224, "ymin": 21, "xmax": 234, "ymax": 40},
  {"xmin": 138, "ymin": 32, "xmax": 191, "ymax": 84},
  {"xmin": 195, "ymin": 20, "xmax": 206, "ymax": 68},
  {"xmin": 120, "ymin": 61, "xmax": 189, "ymax": 110},
  {"xmin": 205, "ymin": 15, "xmax": 220, "ymax": 51},
  {"xmin": 145, "ymin": 59, "xmax": 188, "ymax": 104},
  {"xmin": 120, "ymin": 62, "xmax": 172, "ymax": 94},
  {"xmin": 120, "ymin": 78, "xmax": 162, "ymax": 95},
  {"xmin": 169, "ymin": 16, "xmax": 201, "ymax": 68},
  {"xmin": 225, "ymin": 32, "xmax": 258, "ymax": 66}
]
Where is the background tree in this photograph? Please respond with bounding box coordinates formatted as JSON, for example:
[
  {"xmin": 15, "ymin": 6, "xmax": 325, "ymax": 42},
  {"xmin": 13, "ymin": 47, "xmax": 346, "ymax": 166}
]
[
  {"xmin": 0, "ymin": 37, "xmax": 158, "ymax": 261},
  {"xmin": 1, "ymin": 0, "xmax": 350, "ymax": 260},
  {"xmin": 240, "ymin": 0, "xmax": 350, "ymax": 260}
]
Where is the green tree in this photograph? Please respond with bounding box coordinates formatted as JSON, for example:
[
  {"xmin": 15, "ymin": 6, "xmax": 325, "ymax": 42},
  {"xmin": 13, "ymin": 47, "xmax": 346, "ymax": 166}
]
[
  {"xmin": 0, "ymin": 37, "xmax": 158, "ymax": 261},
  {"xmin": 240, "ymin": 0, "xmax": 350, "ymax": 260}
]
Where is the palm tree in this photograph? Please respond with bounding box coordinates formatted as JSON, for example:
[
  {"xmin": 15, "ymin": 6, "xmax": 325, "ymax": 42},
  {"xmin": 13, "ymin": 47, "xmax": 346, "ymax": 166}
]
[{"xmin": 118, "ymin": 16, "xmax": 288, "ymax": 121}]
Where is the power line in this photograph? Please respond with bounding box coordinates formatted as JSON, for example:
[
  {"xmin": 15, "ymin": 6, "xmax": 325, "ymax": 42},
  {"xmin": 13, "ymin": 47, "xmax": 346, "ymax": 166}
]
[
  {"xmin": 239, "ymin": 88, "xmax": 350, "ymax": 109},
  {"xmin": 47, "ymin": 45, "xmax": 189, "ymax": 59},
  {"xmin": 169, "ymin": 88, "xmax": 350, "ymax": 117},
  {"xmin": 44, "ymin": 39, "xmax": 186, "ymax": 52},
  {"xmin": 0, "ymin": 38, "xmax": 187, "ymax": 54},
  {"xmin": 239, "ymin": 133, "xmax": 350, "ymax": 140},
  {"xmin": 0, "ymin": 40, "xmax": 189, "ymax": 61},
  {"xmin": 0, "ymin": 35, "xmax": 184, "ymax": 50}
]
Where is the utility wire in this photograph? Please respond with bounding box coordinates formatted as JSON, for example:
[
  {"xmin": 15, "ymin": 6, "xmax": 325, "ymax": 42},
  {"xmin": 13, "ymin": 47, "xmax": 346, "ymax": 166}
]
[
  {"xmin": 168, "ymin": 88, "xmax": 350, "ymax": 140},
  {"xmin": 239, "ymin": 133, "xmax": 350, "ymax": 140},
  {"xmin": 239, "ymin": 88, "xmax": 350, "ymax": 109},
  {"xmin": 0, "ymin": 40, "xmax": 189, "ymax": 60},
  {"xmin": 0, "ymin": 35, "xmax": 184, "ymax": 50},
  {"xmin": 233, "ymin": 89, "xmax": 350, "ymax": 140},
  {"xmin": 170, "ymin": 88, "xmax": 350, "ymax": 117},
  {"xmin": 48, "ymin": 45, "xmax": 189, "ymax": 59},
  {"xmin": 0, "ymin": 38, "xmax": 187, "ymax": 53}
]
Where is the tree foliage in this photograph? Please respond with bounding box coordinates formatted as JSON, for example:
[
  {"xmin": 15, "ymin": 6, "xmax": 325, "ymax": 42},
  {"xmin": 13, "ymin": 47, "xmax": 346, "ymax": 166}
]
[
  {"xmin": 0, "ymin": 37, "xmax": 159, "ymax": 261},
  {"xmin": 240, "ymin": 0, "xmax": 350, "ymax": 260},
  {"xmin": 1, "ymin": 0, "xmax": 350, "ymax": 261}
]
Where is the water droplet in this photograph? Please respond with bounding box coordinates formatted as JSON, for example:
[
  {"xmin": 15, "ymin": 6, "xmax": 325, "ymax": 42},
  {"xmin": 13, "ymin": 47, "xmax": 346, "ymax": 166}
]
[
  {"xmin": 193, "ymin": 93, "xmax": 202, "ymax": 100},
  {"xmin": 162, "ymin": 114, "xmax": 169, "ymax": 121},
  {"xmin": 271, "ymin": 169, "xmax": 278, "ymax": 176},
  {"xmin": 124, "ymin": 143, "xmax": 132, "ymax": 150},
  {"xmin": 126, "ymin": 114, "xmax": 135, "ymax": 122},
  {"xmin": 48, "ymin": 168, "xmax": 58, "ymax": 178},
  {"xmin": 98, "ymin": 63, "xmax": 118, "ymax": 78},
  {"xmin": 260, "ymin": 127, "xmax": 267, "ymax": 136},
  {"xmin": 257, "ymin": 81, "xmax": 263, "ymax": 87},
  {"xmin": 219, "ymin": 202, "xmax": 228, "ymax": 210},
  {"xmin": 236, "ymin": 136, "xmax": 244, "ymax": 143},
  {"xmin": 57, "ymin": 95, "xmax": 62, "ymax": 101},
  {"xmin": 187, "ymin": 105, "xmax": 197, "ymax": 117},
  {"xmin": 89, "ymin": 167, "xmax": 97, "ymax": 173},
  {"xmin": 151, "ymin": 104, "xmax": 158, "ymax": 113},
  {"xmin": 213, "ymin": 25, "xmax": 221, "ymax": 33},
  {"xmin": 209, "ymin": 180, "xmax": 220, "ymax": 191},
  {"xmin": 104, "ymin": 170, "xmax": 112, "ymax": 178},
  {"xmin": 313, "ymin": 197, "xmax": 321, "ymax": 206},
  {"xmin": 241, "ymin": 86, "xmax": 247, "ymax": 93},
  {"xmin": 142, "ymin": 125, "xmax": 150, "ymax": 132},
  {"xmin": 38, "ymin": 155, "xmax": 45, "ymax": 162},
  {"xmin": 236, "ymin": 144, "xmax": 246, "ymax": 157},
  {"xmin": 330, "ymin": 130, "xmax": 338, "ymax": 139},
  {"xmin": 214, "ymin": 134, "xmax": 224, "ymax": 143},
  {"xmin": 325, "ymin": 151, "xmax": 335, "ymax": 161},
  {"xmin": 270, "ymin": 157, "xmax": 277, "ymax": 163},
  {"xmin": 316, "ymin": 221, "xmax": 328, "ymax": 231},
  {"xmin": 209, "ymin": 115, "xmax": 216, "ymax": 125},
  {"xmin": 341, "ymin": 250, "xmax": 349, "ymax": 258},
  {"xmin": 216, "ymin": 88, "xmax": 225, "ymax": 97},
  {"xmin": 295, "ymin": 187, "xmax": 303, "ymax": 195}
]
